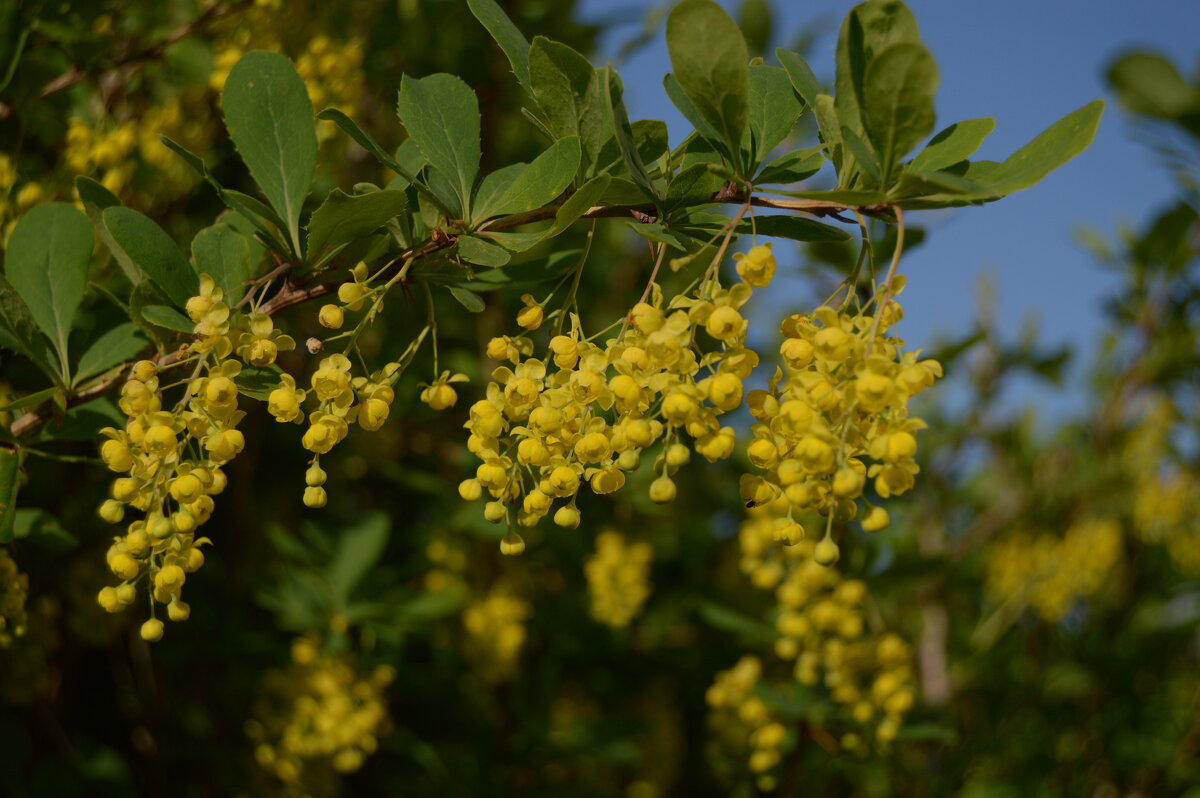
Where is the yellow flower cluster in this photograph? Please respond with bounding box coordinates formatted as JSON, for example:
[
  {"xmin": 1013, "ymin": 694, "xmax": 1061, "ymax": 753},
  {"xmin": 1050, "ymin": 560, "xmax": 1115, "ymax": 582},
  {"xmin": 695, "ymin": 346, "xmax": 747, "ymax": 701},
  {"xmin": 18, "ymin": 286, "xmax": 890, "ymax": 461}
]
[
  {"xmin": 742, "ymin": 277, "xmax": 942, "ymax": 564},
  {"xmin": 210, "ymin": 13, "xmax": 365, "ymax": 143},
  {"xmin": 62, "ymin": 91, "xmax": 214, "ymax": 210},
  {"xmin": 248, "ymin": 635, "xmax": 394, "ymax": 787},
  {"xmin": 424, "ymin": 533, "xmax": 468, "ymax": 594},
  {"xmin": 95, "ymin": 275, "xmax": 301, "ymax": 639},
  {"xmin": 1134, "ymin": 472, "xmax": 1200, "ymax": 573},
  {"xmin": 1127, "ymin": 399, "xmax": 1200, "ymax": 573},
  {"xmin": 463, "ymin": 587, "xmax": 529, "ymax": 683},
  {"xmin": 0, "ymin": 551, "xmax": 29, "ymax": 647},
  {"xmin": 459, "ymin": 247, "xmax": 773, "ymax": 550},
  {"xmin": 0, "ymin": 154, "xmax": 48, "ymax": 242},
  {"xmin": 704, "ymin": 655, "xmax": 787, "ymax": 792},
  {"xmin": 986, "ymin": 519, "xmax": 1123, "ymax": 622},
  {"xmin": 739, "ymin": 500, "xmax": 917, "ymax": 749},
  {"xmin": 584, "ymin": 530, "xmax": 653, "ymax": 628}
]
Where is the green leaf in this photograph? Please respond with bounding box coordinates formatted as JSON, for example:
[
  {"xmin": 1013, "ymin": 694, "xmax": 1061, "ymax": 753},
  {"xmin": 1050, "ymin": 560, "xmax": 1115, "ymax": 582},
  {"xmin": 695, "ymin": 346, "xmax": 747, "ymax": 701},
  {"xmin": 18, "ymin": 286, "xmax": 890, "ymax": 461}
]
[
  {"xmin": 968, "ymin": 100, "xmax": 1105, "ymax": 197},
  {"xmin": 157, "ymin": 135, "xmax": 291, "ymax": 260},
  {"xmin": 776, "ymin": 188, "xmax": 888, "ymax": 205},
  {"xmin": 834, "ymin": 0, "xmax": 922, "ymax": 141},
  {"xmin": 397, "ymin": 73, "xmax": 481, "ymax": 219},
  {"xmin": 740, "ymin": 0, "xmax": 773, "ymax": 56},
  {"xmin": 12, "ymin": 508, "xmax": 76, "ymax": 549},
  {"xmin": 4, "ymin": 203, "xmax": 92, "ymax": 374},
  {"xmin": 666, "ymin": 163, "xmax": 723, "ymax": 213},
  {"xmin": 755, "ymin": 147, "xmax": 824, "ymax": 185},
  {"xmin": 697, "ymin": 601, "xmax": 777, "ymax": 644},
  {"xmin": 892, "ymin": 168, "xmax": 989, "ymax": 200},
  {"xmin": 460, "ymin": 250, "xmax": 580, "ymax": 292},
  {"xmin": 316, "ymin": 108, "xmax": 404, "ymax": 173},
  {"xmin": 776, "ymin": 48, "xmax": 821, "ymax": 109},
  {"xmin": 746, "ymin": 65, "xmax": 803, "ymax": 168},
  {"xmin": 628, "ymin": 222, "xmax": 691, "ymax": 251},
  {"xmin": 910, "ymin": 118, "xmax": 995, "ymax": 172},
  {"xmin": 306, "ymin": 189, "xmax": 408, "ymax": 266},
  {"xmin": 75, "ymin": 176, "xmax": 141, "ymax": 283},
  {"xmin": 222, "ymin": 51, "xmax": 316, "ymax": 256},
  {"xmin": 0, "ymin": 447, "xmax": 21, "ymax": 543},
  {"xmin": 479, "ymin": 230, "xmax": 550, "ymax": 252},
  {"xmin": 666, "ymin": 0, "xmax": 750, "ymax": 174},
  {"xmin": 140, "ymin": 305, "xmax": 194, "ymax": 334},
  {"xmin": 49, "ymin": 396, "xmax": 125, "ymax": 441},
  {"xmin": 102, "ymin": 207, "xmax": 198, "ymax": 309},
  {"xmin": 741, "ymin": 215, "xmax": 851, "ymax": 243},
  {"xmin": 191, "ymin": 224, "xmax": 254, "ymax": 298},
  {"xmin": 547, "ymin": 175, "xmax": 611, "ymax": 237},
  {"xmin": 861, "ymin": 42, "xmax": 939, "ymax": 183},
  {"xmin": 663, "ymin": 73, "xmax": 729, "ymax": 158},
  {"xmin": 529, "ymin": 37, "xmax": 595, "ymax": 141},
  {"xmin": 1107, "ymin": 52, "xmax": 1200, "ymax": 121},
  {"xmin": 0, "ymin": 386, "xmax": 57, "ymax": 414},
  {"xmin": 474, "ymin": 137, "xmax": 580, "ymax": 222},
  {"xmin": 448, "ymin": 286, "xmax": 486, "ymax": 312},
  {"xmin": 457, "ymin": 235, "xmax": 511, "ymax": 267},
  {"xmin": 220, "ymin": 51, "xmax": 314, "ymax": 255},
  {"xmin": 812, "ymin": 94, "xmax": 844, "ymax": 171},
  {"xmin": 74, "ymin": 323, "xmax": 147, "ymax": 385},
  {"xmin": 328, "ymin": 511, "xmax": 390, "ymax": 600},
  {"xmin": 842, "ymin": 125, "xmax": 882, "ymax": 186},
  {"xmin": 603, "ymin": 69, "xmax": 659, "ymax": 205},
  {"xmin": 0, "ymin": 275, "xmax": 61, "ymax": 382},
  {"xmin": 472, "ymin": 164, "xmax": 529, "ymax": 225},
  {"xmin": 235, "ymin": 364, "xmax": 284, "ymax": 400},
  {"xmin": 466, "ymin": 0, "xmax": 532, "ymax": 96}
]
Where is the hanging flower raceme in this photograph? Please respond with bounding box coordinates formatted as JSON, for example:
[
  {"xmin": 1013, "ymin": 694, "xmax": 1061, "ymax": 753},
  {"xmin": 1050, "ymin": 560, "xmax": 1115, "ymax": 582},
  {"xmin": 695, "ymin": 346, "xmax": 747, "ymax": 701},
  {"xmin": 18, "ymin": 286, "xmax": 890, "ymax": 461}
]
[
  {"xmin": 741, "ymin": 276, "xmax": 943, "ymax": 564},
  {"xmin": 584, "ymin": 530, "xmax": 654, "ymax": 628},
  {"xmin": 457, "ymin": 245, "xmax": 773, "ymax": 552},
  {"xmin": 737, "ymin": 498, "xmax": 918, "ymax": 753},
  {"xmin": 247, "ymin": 635, "xmax": 394, "ymax": 787}
]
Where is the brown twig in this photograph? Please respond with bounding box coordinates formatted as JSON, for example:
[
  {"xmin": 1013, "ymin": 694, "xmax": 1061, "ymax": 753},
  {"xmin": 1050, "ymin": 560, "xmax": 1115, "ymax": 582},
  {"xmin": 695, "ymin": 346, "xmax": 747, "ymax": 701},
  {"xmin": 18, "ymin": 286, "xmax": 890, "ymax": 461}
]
[
  {"xmin": 9, "ymin": 191, "xmax": 892, "ymax": 438},
  {"xmin": 30, "ymin": 1, "xmax": 251, "ymax": 102}
]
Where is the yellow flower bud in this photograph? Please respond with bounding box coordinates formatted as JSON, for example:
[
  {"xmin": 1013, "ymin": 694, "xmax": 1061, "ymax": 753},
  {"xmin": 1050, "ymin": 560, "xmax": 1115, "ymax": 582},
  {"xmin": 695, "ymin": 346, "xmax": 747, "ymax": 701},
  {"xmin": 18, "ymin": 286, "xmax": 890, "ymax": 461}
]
[
  {"xmin": 649, "ymin": 476, "xmax": 676, "ymax": 504},
  {"xmin": 318, "ymin": 304, "xmax": 344, "ymax": 329},
  {"xmin": 303, "ymin": 486, "xmax": 328, "ymax": 508},
  {"xmin": 814, "ymin": 537, "xmax": 840, "ymax": 566},
  {"xmin": 140, "ymin": 618, "xmax": 164, "ymax": 642}
]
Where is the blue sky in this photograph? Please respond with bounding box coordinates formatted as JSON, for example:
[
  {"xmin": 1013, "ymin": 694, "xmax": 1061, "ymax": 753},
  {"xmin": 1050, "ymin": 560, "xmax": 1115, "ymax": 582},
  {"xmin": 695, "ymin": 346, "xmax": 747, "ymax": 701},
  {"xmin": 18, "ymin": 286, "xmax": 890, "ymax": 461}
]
[{"xmin": 576, "ymin": 0, "xmax": 1199, "ymax": 415}]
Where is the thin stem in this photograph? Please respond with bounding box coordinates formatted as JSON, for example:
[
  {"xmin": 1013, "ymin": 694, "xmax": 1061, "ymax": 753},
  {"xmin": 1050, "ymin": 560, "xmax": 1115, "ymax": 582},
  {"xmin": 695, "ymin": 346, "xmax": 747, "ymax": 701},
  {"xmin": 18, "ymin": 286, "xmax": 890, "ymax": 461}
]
[
  {"xmin": 422, "ymin": 281, "xmax": 439, "ymax": 375},
  {"xmin": 555, "ymin": 221, "xmax": 596, "ymax": 338},
  {"xmin": 617, "ymin": 243, "xmax": 668, "ymax": 340},
  {"xmin": 864, "ymin": 206, "xmax": 905, "ymax": 357}
]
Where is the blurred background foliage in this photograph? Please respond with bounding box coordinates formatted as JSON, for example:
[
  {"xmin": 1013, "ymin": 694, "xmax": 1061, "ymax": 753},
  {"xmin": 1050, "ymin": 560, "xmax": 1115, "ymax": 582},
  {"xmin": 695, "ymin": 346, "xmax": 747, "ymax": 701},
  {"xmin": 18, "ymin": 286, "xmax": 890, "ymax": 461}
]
[{"xmin": 0, "ymin": 1, "xmax": 1198, "ymax": 796}]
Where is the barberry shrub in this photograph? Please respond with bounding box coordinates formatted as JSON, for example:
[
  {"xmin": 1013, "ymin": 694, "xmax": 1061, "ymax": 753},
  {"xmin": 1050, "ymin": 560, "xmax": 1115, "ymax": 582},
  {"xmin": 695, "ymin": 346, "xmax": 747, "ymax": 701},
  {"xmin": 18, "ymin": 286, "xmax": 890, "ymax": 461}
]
[{"xmin": 20, "ymin": 0, "xmax": 1200, "ymax": 796}]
